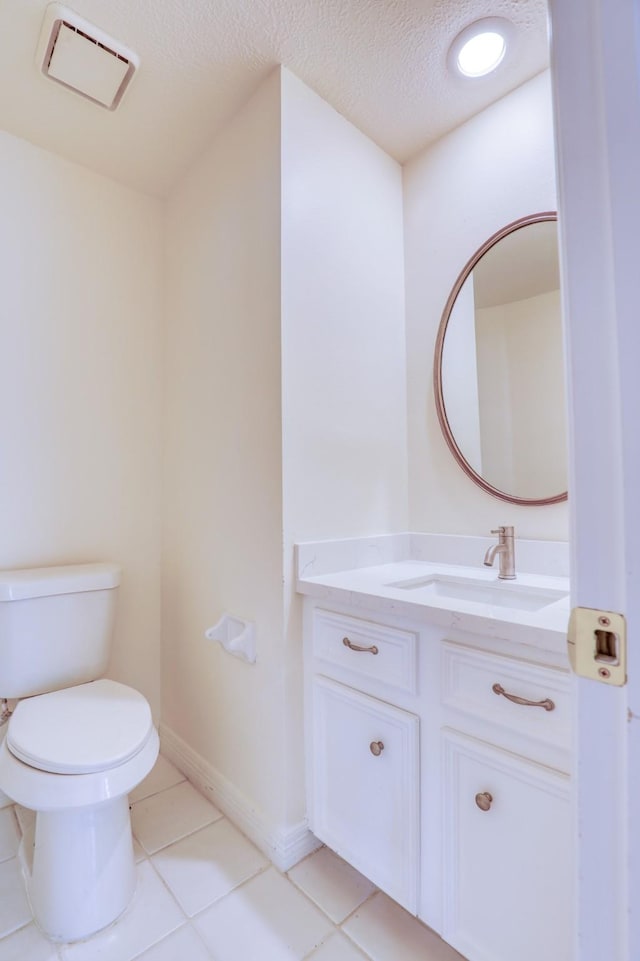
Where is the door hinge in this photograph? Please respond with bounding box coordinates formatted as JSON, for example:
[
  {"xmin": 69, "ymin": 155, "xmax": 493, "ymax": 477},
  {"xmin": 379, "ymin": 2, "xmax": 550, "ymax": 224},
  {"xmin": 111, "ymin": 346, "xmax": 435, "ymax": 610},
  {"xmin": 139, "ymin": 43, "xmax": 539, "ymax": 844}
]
[{"xmin": 567, "ymin": 607, "xmax": 626, "ymax": 685}]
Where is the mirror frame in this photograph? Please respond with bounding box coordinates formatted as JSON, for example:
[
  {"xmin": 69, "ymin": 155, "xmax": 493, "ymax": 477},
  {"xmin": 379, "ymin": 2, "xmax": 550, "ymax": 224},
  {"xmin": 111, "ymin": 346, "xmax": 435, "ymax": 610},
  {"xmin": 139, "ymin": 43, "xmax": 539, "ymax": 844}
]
[{"xmin": 433, "ymin": 212, "xmax": 568, "ymax": 506}]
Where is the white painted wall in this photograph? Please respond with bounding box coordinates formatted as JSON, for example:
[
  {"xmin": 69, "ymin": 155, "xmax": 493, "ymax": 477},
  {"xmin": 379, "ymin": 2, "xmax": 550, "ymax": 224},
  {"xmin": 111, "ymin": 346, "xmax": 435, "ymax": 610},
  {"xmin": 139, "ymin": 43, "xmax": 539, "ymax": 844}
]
[
  {"xmin": 475, "ymin": 306, "xmax": 515, "ymax": 492},
  {"xmin": 508, "ymin": 289, "xmax": 565, "ymax": 494},
  {"xmin": 280, "ymin": 68, "xmax": 407, "ymax": 825},
  {"xmin": 475, "ymin": 289, "xmax": 566, "ymax": 497},
  {"xmin": 162, "ymin": 67, "xmax": 407, "ymax": 841},
  {"xmin": 2, "ymin": 61, "xmax": 557, "ymax": 857},
  {"xmin": 162, "ymin": 71, "xmax": 288, "ymax": 829},
  {"xmin": 281, "ymin": 69, "xmax": 408, "ymax": 545},
  {"xmin": 404, "ymin": 71, "xmax": 568, "ymax": 539},
  {"xmin": 0, "ymin": 130, "xmax": 163, "ymax": 716}
]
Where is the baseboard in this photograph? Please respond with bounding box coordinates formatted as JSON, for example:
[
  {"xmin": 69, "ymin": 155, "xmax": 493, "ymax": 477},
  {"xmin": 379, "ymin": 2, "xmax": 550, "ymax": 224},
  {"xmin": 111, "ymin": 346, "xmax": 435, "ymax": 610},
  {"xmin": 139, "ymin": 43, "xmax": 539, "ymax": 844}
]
[{"xmin": 159, "ymin": 723, "xmax": 321, "ymax": 872}]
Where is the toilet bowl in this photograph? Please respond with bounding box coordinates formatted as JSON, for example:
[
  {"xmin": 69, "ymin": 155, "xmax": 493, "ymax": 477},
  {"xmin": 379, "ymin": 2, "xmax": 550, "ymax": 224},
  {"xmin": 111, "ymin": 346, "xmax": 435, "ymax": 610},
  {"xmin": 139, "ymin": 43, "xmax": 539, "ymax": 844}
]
[{"xmin": 0, "ymin": 679, "xmax": 159, "ymax": 942}]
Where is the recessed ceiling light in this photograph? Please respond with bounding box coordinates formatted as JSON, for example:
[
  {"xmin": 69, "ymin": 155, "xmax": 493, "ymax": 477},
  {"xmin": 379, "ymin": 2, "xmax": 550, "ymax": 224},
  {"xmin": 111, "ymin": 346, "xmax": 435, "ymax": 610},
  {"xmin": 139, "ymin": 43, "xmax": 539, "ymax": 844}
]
[{"xmin": 448, "ymin": 18, "xmax": 513, "ymax": 79}]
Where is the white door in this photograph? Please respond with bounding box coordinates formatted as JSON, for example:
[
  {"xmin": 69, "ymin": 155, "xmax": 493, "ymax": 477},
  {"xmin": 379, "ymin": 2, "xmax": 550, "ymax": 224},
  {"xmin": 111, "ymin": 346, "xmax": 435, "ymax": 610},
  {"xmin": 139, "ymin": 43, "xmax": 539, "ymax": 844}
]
[
  {"xmin": 311, "ymin": 676, "xmax": 420, "ymax": 912},
  {"xmin": 441, "ymin": 730, "xmax": 572, "ymax": 961},
  {"xmin": 549, "ymin": 0, "xmax": 640, "ymax": 958}
]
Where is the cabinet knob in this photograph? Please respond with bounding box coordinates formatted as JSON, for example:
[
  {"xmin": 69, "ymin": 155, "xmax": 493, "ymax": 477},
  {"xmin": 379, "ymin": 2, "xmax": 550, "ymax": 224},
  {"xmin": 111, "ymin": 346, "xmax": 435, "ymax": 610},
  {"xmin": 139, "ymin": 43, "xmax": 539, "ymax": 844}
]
[
  {"xmin": 369, "ymin": 740, "xmax": 384, "ymax": 756},
  {"xmin": 475, "ymin": 791, "xmax": 493, "ymax": 812}
]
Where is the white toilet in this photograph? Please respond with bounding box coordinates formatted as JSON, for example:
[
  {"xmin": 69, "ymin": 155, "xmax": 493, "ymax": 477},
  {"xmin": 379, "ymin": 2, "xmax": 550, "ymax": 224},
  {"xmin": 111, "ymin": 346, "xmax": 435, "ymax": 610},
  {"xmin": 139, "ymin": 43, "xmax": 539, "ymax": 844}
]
[{"xmin": 0, "ymin": 563, "xmax": 159, "ymax": 943}]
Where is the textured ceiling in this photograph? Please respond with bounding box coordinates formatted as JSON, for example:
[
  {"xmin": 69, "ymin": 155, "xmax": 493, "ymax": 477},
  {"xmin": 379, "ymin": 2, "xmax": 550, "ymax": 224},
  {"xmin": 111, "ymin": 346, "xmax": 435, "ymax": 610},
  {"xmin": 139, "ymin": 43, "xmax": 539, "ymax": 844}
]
[{"xmin": 0, "ymin": 0, "xmax": 549, "ymax": 196}]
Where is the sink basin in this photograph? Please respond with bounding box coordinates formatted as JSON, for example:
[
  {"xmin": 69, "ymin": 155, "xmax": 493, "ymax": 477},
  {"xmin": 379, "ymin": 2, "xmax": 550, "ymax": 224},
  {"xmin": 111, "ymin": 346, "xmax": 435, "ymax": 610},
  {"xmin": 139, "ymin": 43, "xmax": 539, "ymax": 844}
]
[{"xmin": 385, "ymin": 573, "xmax": 568, "ymax": 612}]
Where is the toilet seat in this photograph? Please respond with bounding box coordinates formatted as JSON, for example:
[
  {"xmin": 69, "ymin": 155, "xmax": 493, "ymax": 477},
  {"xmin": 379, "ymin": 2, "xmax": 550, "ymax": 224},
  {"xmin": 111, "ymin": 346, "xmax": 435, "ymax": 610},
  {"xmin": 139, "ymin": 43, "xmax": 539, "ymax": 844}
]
[
  {"xmin": 0, "ymin": 726, "xmax": 159, "ymax": 812},
  {"xmin": 7, "ymin": 679, "xmax": 153, "ymax": 775}
]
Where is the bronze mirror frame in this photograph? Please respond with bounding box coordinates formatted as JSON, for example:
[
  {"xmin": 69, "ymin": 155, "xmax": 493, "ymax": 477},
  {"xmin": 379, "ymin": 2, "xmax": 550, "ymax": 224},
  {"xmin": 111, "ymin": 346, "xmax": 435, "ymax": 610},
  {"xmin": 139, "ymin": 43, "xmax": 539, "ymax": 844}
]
[{"xmin": 433, "ymin": 212, "xmax": 568, "ymax": 507}]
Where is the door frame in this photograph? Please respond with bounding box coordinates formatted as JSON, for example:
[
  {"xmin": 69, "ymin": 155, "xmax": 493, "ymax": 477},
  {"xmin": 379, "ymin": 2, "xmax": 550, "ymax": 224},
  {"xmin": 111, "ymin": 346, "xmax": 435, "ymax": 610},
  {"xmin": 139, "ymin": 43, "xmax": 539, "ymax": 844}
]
[{"xmin": 549, "ymin": 0, "xmax": 640, "ymax": 957}]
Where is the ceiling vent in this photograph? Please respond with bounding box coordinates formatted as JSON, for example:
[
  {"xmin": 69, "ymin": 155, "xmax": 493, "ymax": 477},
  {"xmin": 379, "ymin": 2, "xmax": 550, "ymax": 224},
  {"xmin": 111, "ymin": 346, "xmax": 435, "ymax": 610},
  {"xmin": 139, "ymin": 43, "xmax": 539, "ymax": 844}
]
[{"xmin": 35, "ymin": 3, "xmax": 139, "ymax": 110}]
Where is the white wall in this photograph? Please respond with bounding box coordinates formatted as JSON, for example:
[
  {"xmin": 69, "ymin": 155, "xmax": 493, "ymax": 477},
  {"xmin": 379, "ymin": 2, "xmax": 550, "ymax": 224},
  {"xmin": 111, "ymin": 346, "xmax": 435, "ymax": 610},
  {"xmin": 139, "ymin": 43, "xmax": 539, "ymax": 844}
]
[
  {"xmin": 476, "ymin": 289, "xmax": 567, "ymax": 496},
  {"xmin": 162, "ymin": 70, "xmax": 289, "ymax": 828},
  {"xmin": 475, "ymin": 302, "xmax": 515, "ymax": 491},
  {"xmin": 507, "ymin": 290, "xmax": 566, "ymax": 495},
  {"xmin": 281, "ymin": 69, "xmax": 408, "ymax": 545},
  {"xmin": 280, "ymin": 68, "xmax": 407, "ymax": 824},
  {"xmin": 162, "ymin": 67, "xmax": 407, "ymax": 839},
  {"xmin": 404, "ymin": 71, "xmax": 568, "ymax": 539},
  {"xmin": 0, "ymin": 130, "xmax": 163, "ymax": 716}
]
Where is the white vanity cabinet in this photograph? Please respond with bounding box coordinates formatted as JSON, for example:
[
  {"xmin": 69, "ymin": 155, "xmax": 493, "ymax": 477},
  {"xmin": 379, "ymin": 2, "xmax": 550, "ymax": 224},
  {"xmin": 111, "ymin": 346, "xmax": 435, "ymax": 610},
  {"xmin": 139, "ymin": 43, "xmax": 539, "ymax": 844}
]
[
  {"xmin": 305, "ymin": 608, "xmax": 422, "ymax": 913},
  {"xmin": 440, "ymin": 642, "xmax": 573, "ymax": 961},
  {"xmin": 442, "ymin": 731, "xmax": 572, "ymax": 961},
  {"xmin": 313, "ymin": 677, "xmax": 420, "ymax": 911},
  {"xmin": 303, "ymin": 597, "xmax": 574, "ymax": 961}
]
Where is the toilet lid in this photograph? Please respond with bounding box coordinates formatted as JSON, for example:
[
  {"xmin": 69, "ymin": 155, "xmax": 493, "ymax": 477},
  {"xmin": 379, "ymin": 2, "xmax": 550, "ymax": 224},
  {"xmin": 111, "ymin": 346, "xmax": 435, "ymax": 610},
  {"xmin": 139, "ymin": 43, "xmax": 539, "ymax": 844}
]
[{"xmin": 7, "ymin": 679, "xmax": 154, "ymax": 775}]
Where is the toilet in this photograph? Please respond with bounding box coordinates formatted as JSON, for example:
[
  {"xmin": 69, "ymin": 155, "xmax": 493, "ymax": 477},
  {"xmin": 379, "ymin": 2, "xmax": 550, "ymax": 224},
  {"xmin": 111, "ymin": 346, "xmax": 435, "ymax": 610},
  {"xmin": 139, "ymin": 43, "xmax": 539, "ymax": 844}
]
[{"xmin": 0, "ymin": 563, "xmax": 159, "ymax": 943}]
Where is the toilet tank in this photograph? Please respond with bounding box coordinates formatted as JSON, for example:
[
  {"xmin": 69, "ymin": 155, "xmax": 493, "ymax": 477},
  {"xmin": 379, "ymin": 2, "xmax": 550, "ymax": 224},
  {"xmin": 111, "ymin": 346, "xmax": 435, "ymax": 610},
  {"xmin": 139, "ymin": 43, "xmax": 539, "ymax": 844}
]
[{"xmin": 0, "ymin": 563, "xmax": 121, "ymax": 699}]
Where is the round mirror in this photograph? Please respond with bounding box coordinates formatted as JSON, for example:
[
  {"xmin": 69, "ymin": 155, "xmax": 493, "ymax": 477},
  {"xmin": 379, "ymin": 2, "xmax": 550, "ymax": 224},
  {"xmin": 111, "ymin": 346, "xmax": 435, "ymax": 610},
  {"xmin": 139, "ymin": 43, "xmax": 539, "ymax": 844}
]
[{"xmin": 433, "ymin": 212, "xmax": 568, "ymax": 506}]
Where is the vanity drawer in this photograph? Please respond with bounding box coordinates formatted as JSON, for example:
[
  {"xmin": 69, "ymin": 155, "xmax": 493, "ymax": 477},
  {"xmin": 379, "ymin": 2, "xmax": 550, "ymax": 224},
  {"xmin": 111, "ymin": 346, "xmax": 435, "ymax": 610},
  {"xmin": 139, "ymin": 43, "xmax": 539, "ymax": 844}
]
[
  {"xmin": 313, "ymin": 609, "xmax": 417, "ymax": 695},
  {"xmin": 441, "ymin": 642, "xmax": 571, "ymax": 752}
]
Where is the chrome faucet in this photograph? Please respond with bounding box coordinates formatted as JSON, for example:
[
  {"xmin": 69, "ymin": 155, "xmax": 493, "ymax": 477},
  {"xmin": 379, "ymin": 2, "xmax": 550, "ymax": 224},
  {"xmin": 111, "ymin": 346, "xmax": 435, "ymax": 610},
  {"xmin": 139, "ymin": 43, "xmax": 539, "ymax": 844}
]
[{"xmin": 483, "ymin": 526, "xmax": 516, "ymax": 580}]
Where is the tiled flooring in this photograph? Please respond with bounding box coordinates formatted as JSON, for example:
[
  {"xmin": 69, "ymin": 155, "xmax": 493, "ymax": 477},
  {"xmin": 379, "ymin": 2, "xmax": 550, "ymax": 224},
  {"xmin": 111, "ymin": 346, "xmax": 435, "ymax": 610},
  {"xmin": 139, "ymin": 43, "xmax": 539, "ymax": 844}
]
[{"xmin": 0, "ymin": 755, "xmax": 464, "ymax": 961}]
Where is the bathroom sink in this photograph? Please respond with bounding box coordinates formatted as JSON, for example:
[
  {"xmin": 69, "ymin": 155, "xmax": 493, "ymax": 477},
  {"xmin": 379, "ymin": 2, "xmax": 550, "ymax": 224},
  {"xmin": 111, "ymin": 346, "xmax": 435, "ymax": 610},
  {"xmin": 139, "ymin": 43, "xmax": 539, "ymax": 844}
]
[{"xmin": 385, "ymin": 573, "xmax": 568, "ymax": 612}]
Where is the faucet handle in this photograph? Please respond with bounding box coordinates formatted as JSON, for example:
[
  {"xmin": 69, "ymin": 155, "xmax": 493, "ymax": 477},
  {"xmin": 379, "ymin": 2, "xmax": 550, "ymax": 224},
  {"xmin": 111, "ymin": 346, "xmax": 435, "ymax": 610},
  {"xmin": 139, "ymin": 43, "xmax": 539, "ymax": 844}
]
[{"xmin": 490, "ymin": 528, "xmax": 505, "ymax": 535}]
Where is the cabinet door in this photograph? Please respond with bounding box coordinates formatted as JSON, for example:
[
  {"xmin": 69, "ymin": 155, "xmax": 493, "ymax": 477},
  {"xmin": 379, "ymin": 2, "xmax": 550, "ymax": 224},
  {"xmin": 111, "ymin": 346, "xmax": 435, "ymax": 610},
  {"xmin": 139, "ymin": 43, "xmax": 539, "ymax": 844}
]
[
  {"xmin": 311, "ymin": 676, "xmax": 419, "ymax": 913},
  {"xmin": 442, "ymin": 730, "xmax": 573, "ymax": 961}
]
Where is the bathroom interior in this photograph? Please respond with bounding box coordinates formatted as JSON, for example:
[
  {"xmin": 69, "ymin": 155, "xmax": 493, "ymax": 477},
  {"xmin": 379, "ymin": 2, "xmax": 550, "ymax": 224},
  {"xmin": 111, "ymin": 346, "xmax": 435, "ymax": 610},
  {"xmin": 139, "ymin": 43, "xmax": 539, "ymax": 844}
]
[{"xmin": 0, "ymin": 0, "xmax": 590, "ymax": 958}]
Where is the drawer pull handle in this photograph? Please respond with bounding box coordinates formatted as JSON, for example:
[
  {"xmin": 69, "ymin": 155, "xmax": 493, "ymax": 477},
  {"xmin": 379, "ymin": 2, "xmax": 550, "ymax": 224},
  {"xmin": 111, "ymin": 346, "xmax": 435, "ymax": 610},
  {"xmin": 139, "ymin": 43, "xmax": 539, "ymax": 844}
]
[
  {"xmin": 492, "ymin": 682, "xmax": 555, "ymax": 712},
  {"xmin": 475, "ymin": 791, "xmax": 493, "ymax": 812},
  {"xmin": 369, "ymin": 740, "xmax": 384, "ymax": 756},
  {"xmin": 343, "ymin": 637, "xmax": 379, "ymax": 655}
]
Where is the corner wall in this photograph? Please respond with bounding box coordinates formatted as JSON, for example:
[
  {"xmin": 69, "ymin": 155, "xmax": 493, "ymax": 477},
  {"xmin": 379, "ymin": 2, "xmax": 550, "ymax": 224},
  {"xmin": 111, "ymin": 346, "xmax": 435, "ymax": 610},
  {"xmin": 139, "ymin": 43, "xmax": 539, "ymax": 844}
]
[
  {"xmin": 281, "ymin": 68, "xmax": 408, "ymax": 824},
  {"xmin": 404, "ymin": 71, "xmax": 568, "ymax": 540},
  {"xmin": 162, "ymin": 71, "xmax": 288, "ymax": 832},
  {"xmin": 0, "ymin": 130, "xmax": 163, "ymax": 715},
  {"xmin": 281, "ymin": 69, "xmax": 408, "ymax": 545},
  {"xmin": 162, "ymin": 67, "xmax": 408, "ymax": 846}
]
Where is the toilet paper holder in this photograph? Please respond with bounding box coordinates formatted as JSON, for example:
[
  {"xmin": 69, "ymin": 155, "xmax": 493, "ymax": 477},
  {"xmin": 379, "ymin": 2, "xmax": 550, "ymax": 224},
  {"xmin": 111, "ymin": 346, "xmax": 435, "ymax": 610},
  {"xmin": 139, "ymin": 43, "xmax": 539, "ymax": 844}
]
[{"xmin": 205, "ymin": 614, "xmax": 256, "ymax": 663}]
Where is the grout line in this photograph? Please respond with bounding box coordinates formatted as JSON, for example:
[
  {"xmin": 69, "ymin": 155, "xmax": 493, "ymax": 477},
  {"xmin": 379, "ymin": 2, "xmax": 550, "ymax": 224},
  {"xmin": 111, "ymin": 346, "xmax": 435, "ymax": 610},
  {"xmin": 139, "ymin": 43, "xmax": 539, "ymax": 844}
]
[
  {"xmin": 299, "ymin": 928, "xmax": 372, "ymax": 961},
  {"xmin": 286, "ymin": 841, "xmax": 327, "ymax": 873},
  {"xmin": 112, "ymin": 864, "xmax": 187, "ymax": 961},
  {"xmin": 130, "ymin": 801, "xmax": 225, "ymax": 857},
  {"xmin": 276, "ymin": 847, "xmax": 380, "ymax": 955},
  {"xmin": 271, "ymin": 865, "xmax": 341, "ymax": 921},
  {"xmin": 284, "ymin": 866, "xmax": 375, "ymax": 928},
  {"xmin": 184, "ymin": 920, "xmax": 218, "ymax": 961},
  {"xmin": 338, "ymin": 887, "xmax": 379, "ymax": 927},
  {"xmin": 338, "ymin": 926, "xmax": 376, "ymax": 960},
  {"xmin": 267, "ymin": 857, "xmax": 380, "ymax": 959},
  {"xmin": 188, "ymin": 859, "xmax": 275, "ymax": 921},
  {"xmin": 132, "ymin": 815, "xmax": 224, "ymax": 857},
  {"xmin": 129, "ymin": 771, "xmax": 187, "ymax": 806},
  {"xmin": 129, "ymin": 781, "xmax": 186, "ymax": 805},
  {"xmin": 0, "ymin": 918, "xmax": 33, "ymax": 943},
  {"xmin": 2, "ymin": 768, "xmax": 394, "ymax": 961},
  {"xmin": 296, "ymin": 908, "xmax": 375, "ymax": 961},
  {"xmin": 300, "ymin": 930, "xmax": 337, "ymax": 960},
  {"xmin": 127, "ymin": 923, "xmax": 191, "ymax": 961},
  {"xmin": 142, "ymin": 855, "xmax": 191, "ymax": 917}
]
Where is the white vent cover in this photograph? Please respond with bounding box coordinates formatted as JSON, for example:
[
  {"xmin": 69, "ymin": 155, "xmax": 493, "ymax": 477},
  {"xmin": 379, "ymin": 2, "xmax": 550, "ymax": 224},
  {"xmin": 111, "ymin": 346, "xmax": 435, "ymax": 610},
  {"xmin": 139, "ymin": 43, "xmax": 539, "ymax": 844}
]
[{"xmin": 36, "ymin": 3, "xmax": 139, "ymax": 110}]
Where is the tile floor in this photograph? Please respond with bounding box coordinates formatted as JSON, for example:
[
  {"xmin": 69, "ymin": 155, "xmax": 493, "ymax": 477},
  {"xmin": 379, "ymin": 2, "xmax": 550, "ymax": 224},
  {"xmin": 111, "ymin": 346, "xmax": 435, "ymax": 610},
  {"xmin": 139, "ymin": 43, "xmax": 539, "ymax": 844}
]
[{"xmin": 0, "ymin": 755, "xmax": 465, "ymax": 961}]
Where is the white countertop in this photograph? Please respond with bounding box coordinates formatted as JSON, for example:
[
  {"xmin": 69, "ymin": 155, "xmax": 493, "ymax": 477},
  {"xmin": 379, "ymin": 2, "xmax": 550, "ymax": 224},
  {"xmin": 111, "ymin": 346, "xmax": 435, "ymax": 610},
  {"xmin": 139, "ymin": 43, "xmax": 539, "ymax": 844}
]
[{"xmin": 295, "ymin": 535, "xmax": 571, "ymax": 654}]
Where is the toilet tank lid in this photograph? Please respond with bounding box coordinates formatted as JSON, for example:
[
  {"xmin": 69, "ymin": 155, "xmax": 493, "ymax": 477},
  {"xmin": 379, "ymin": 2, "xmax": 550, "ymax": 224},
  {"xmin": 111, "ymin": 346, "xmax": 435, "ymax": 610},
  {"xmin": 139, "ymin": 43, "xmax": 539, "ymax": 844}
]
[{"xmin": 0, "ymin": 563, "xmax": 121, "ymax": 602}]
